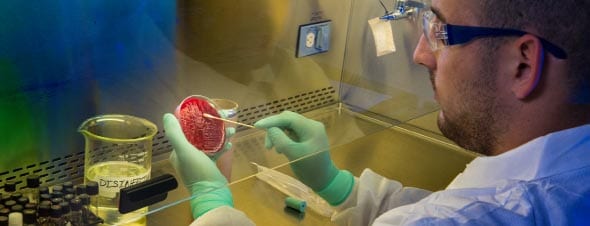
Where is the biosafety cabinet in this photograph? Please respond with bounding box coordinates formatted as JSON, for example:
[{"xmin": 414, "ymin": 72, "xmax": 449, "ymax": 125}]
[{"xmin": 0, "ymin": 0, "xmax": 476, "ymax": 225}]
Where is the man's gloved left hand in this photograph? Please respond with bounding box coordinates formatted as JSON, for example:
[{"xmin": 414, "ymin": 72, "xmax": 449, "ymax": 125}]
[{"xmin": 163, "ymin": 113, "xmax": 234, "ymax": 219}]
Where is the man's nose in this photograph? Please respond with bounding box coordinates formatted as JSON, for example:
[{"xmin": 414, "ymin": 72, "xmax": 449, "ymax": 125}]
[{"xmin": 413, "ymin": 35, "xmax": 436, "ymax": 70}]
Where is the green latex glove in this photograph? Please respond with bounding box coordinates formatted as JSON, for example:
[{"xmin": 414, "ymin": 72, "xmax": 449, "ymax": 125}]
[
  {"xmin": 254, "ymin": 111, "xmax": 354, "ymax": 206},
  {"xmin": 164, "ymin": 113, "xmax": 234, "ymax": 218}
]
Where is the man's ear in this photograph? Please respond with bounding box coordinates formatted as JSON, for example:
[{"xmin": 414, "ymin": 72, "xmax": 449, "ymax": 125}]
[{"xmin": 511, "ymin": 34, "xmax": 545, "ymax": 99}]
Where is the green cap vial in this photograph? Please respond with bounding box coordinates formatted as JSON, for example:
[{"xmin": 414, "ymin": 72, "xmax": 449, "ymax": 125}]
[{"xmin": 284, "ymin": 197, "xmax": 306, "ymax": 213}]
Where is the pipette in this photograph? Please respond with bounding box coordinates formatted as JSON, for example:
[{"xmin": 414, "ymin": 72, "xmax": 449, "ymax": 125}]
[
  {"xmin": 202, "ymin": 113, "xmax": 256, "ymax": 129},
  {"xmin": 204, "ymin": 113, "xmax": 299, "ymax": 141}
]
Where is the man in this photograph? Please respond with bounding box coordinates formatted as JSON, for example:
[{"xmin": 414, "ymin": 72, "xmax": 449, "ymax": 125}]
[{"xmin": 163, "ymin": 0, "xmax": 590, "ymax": 225}]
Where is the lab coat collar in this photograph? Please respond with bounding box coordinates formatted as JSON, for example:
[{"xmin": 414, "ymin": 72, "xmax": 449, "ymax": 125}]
[{"xmin": 447, "ymin": 124, "xmax": 590, "ymax": 189}]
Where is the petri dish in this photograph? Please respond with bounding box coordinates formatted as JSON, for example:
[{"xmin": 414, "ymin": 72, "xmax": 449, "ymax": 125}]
[{"xmin": 174, "ymin": 95, "xmax": 226, "ymax": 155}]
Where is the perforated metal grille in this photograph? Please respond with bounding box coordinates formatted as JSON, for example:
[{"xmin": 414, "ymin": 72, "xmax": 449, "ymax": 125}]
[
  {"xmin": 152, "ymin": 131, "xmax": 172, "ymax": 157},
  {"xmin": 237, "ymin": 87, "xmax": 337, "ymax": 128},
  {"xmin": 0, "ymin": 87, "xmax": 337, "ymax": 189},
  {"xmin": 0, "ymin": 152, "xmax": 85, "ymax": 191}
]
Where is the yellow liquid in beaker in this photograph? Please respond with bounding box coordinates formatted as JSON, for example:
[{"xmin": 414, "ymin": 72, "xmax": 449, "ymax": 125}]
[{"xmin": 86, "ymin": 161, "xmax": 150, "ymax": 226}]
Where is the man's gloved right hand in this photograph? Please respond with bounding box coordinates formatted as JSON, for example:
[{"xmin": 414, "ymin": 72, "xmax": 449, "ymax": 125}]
[{"xmin": 254, "ymin": 111, "xmax": 354, "ymax": 206}]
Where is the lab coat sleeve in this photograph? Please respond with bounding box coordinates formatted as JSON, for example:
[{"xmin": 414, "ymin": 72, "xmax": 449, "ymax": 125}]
[
  {"xmin": 332, "ymin": 169, "xmax": 432, "ymax": 226},
  {"xmin": 188, "ymin": 206, "xmax": 255, "ymax": 226}
]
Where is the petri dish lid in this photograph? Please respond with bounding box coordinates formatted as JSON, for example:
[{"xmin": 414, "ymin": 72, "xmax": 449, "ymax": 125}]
[{"xmin": 174, "ymin": 95, "xmax": 226, "ymax": 155}]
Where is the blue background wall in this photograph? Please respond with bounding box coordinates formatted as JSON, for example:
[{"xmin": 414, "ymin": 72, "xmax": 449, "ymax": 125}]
[{"xmin": 0, "ymin": 1, "xmax": 176, "ymax": 169}]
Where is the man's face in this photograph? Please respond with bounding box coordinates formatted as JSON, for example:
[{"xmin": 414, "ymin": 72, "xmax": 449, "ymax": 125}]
[{"xmin": 413, "ymin": 0, "xmax": 508, "ymax": 155}]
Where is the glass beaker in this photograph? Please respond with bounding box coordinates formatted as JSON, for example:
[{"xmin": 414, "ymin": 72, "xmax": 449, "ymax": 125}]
[
  {"xmin": 79, "ymin": 114, "xmax": 157, "ymax": 226},
  {"xmin": 211, "ymin": 98, "xmax": 239, "ymax": 181}
]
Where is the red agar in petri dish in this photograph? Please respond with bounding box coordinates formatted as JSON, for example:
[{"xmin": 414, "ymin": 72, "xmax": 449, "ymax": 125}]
[{"xmin": 174, "ymin": 95, "xmax": 226, "ymax": 155}]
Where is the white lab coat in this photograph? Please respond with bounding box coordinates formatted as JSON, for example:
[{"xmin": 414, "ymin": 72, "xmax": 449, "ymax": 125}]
[{"xmin": 192, "ymin": 124, "xmax": 590, "ymax": 225}]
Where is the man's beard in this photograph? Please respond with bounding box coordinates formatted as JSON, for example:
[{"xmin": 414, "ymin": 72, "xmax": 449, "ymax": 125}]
[
  {"xmin": 437, "ymin": 53, "xmax": 508, "ymax": 156},
  {"xmin": 438, "ymin": 105, "xmax": 499, "ymax": 155}
]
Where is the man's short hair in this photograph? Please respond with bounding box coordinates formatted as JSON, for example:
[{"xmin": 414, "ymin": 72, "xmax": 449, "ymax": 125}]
[{"xmin": 477, "ymin": 0, "xmax": 590, "ymax": 103}]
